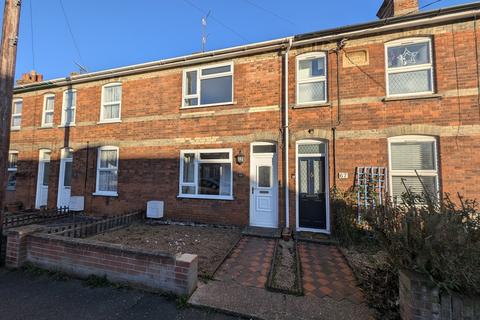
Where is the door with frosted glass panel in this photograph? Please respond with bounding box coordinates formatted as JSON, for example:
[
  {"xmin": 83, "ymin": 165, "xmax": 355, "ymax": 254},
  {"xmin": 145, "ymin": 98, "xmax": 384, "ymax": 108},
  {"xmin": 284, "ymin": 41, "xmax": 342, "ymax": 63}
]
[
  {"xmin": 250, "ymin": 150, "xmax": 278, "ymax": 228},
  {"xmin": 298, "ymin": 157, "xmax": 327, "ymax": 230},
  {"xmin": 35, "ymin": 150, "xmax": 51, "ymax": 209},
  {"xmin": 57, "ymin": 150, "xmax": 73, "ymax": 208}
]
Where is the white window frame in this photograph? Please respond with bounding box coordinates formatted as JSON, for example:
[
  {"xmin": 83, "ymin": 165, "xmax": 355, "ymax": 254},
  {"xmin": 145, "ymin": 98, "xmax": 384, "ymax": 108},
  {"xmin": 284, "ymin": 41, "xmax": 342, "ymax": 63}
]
[
  {"xmin": 61, "ymin": 89, "xmax": 77, "ymax": 126},
  {"xmin": 388, "ymin": 135, "xmax": 439, "ymax": 202},
  {"xmin": 11, "ymin": 98, "xmax": 22, "ymax": 130},
  {"xmin": 296, "ymin": 52, "xmax": 328, "ymax": 105},
  {"xmin": 178, "ymin": 148, "xmax": 233, "ymax": 200},
  {"xmin": 385, "ymin": 37, "xmax": 435, "ymax": 97},
  {"xmin": 41, "ymin": 94, "xmax": 55, "ymax": 127},
  {"xmin": 7, "ymin": 151, "xmax": 18, "ymax": 191},
  {"xmin": 94, "ymin": 146, "xmax": 119, "ymax": 197},
  {"xmin": 181, "ymin": 62, "xmax": 234, "ymax": 108},
  {"xmin": 99, "ymin": 83, "xmax": 122, "ymax": 123}
]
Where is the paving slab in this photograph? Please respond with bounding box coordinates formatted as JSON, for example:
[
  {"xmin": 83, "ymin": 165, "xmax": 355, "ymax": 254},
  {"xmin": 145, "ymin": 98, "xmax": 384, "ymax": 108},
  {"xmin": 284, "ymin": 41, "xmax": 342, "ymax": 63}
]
[{"xmin": 189, "ymin": 280, "xmax": 374, "ymax": 320}]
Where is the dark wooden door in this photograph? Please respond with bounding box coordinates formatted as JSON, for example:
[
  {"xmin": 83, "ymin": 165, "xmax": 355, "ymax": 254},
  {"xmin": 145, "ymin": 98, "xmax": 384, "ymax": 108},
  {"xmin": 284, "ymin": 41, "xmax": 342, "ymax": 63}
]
[{"xmin": 298, "ymin": 157, "xmax": 327, "ymax": 230}]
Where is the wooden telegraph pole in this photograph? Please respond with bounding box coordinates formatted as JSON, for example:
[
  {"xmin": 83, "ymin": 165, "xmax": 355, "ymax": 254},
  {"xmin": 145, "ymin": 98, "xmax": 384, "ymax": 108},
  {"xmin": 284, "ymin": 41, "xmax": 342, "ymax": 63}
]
[{"xmin": 0, "ymin": 0, "xmax": 22, "ymax": 228}]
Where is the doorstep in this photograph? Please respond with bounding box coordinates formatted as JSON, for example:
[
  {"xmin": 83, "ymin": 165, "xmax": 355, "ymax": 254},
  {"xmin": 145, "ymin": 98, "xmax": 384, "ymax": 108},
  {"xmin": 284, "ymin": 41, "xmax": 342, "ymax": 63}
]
[
  {"xmin": 242, "ymin": 226, "xmax": 281, "ymax": 239},
  {"xmin": 295, "ymin": 231, "xmax": 339, "ymax": 245}
]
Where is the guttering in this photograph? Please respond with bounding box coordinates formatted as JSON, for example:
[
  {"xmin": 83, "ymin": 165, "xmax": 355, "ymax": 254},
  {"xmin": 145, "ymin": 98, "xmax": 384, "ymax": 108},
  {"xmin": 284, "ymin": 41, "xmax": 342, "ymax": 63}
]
[
  {"xmin": 14, "ymin": 38, "xmax": 291, "ymax": 93},
  {"xmin": 284, "ymin": 37, "xmax": 293, "ymax": 229}
]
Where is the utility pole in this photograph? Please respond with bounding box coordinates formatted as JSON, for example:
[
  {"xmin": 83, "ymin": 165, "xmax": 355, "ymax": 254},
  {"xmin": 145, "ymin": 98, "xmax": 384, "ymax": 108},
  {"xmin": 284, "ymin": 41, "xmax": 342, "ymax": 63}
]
[{"xmin": 0, "ymin": 0, "xmax": 22, "ymax": 228}]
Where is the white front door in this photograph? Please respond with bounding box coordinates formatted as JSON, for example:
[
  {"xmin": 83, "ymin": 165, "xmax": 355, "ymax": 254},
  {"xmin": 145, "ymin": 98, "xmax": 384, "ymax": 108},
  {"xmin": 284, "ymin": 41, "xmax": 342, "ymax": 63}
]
[
  {"xmin": 57, "ymin": 149, "xmax": 73, "ymax": 208},
  {"xmin": 35, "ymin": 150, "xmax": 51, "ymax": 209},
  {"xmin": 250, "ymin": 143, "xmax": 278, "ymax": 228}
]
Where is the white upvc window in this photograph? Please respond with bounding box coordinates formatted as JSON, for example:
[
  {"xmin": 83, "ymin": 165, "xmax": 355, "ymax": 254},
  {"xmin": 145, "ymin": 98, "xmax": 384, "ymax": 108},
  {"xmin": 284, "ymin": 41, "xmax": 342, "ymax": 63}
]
[
  {"xmin": 179, "ymin": 149, "xmax": 233, "ymax": 200},
  {"xmin": 385, "ymin": 37, "xmax": 434, "ymax": 97},
  {"xmin": 11, "ymin": 99, "xmax": 22, "ymax": 130},
  {"xmin": 61, "ymin": 89, "xmax": 76, "ymax": 126},
  {"xmin": 7, "ymin": 151, "xmax": 18, "ymax": 191},
  {"xmin": 94, "ymin": 146, "xmax": 119, "ymax": 196},
  {"xmin": 100, "ymin": 83, "xmax": 122, "ymax": 122},
  {"xmin": 388, "ymin": 136, "xmax": 439, "ymax": 203},
  {"xmin": 42, "ymin": 94, "xmax": 55, "ymax": 127},
  {"xmin": 296, "ymin": 52, "xmax": 328, "ymax": 105},
  {"xmin": 182, "ymin": 62, "xmax": 234, "ymax": 108}
]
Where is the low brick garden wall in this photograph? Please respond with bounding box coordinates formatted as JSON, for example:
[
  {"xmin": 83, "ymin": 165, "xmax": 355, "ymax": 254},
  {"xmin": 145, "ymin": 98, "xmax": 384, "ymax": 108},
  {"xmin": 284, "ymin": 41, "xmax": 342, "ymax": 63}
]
[
  {"xmin": 399, "ymin": 269, "xmax": 480, "ymax": 320},
  {"xmin": 5, "ymin": 213, "xmax": 198, "ymax": 296}
]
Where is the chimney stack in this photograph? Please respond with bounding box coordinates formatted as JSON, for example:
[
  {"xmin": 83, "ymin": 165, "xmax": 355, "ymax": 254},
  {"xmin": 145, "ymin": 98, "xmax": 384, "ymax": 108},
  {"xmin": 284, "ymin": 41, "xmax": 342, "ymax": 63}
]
[
  {"xmin": 377, "ymin": 0, "xmax": 419, "ymax": 19},
  {"xmin": 16, "ymin": 70, "xmax": 44, "ymax": 85}
]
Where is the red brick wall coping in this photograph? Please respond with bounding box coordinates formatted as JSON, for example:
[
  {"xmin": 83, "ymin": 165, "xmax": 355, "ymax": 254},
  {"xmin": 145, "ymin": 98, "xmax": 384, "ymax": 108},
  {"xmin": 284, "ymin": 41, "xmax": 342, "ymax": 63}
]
[{"xmin": 6, "ymin": 226, "xmax": 198, "ymax": 296}]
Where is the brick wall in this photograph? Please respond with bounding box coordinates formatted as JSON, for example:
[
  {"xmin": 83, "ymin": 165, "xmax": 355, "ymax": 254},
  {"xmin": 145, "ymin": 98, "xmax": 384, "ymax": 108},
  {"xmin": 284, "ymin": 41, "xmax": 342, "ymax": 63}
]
[
  {"xmin": 399, "ymin": 269, "xmax": 480, "ymax": 320},
  {"xmin": 5, "ymin": 226, "xmax": 198, "ymax": 296},
  {"xmin": 7, "ymin": 16, "xmax": 480, "ymax": 229}
]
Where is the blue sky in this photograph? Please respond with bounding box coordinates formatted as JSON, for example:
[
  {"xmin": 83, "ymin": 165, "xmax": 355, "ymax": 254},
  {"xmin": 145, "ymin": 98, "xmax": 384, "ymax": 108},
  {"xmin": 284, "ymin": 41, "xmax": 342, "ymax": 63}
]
[{"xmin": 0, "ymin": 0, "xmax": 475, "ymax": 80}]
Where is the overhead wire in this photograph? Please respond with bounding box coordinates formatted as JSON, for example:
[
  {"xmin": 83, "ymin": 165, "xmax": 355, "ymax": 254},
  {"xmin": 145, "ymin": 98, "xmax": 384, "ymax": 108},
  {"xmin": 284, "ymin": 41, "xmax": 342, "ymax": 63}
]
[
  {"xmin": 240, "ymin": 0, "xmax": 296, "ymax": 26},
  {"xmin": 58, "ymin": 0, "xmax": 85, "ymax": 67}
]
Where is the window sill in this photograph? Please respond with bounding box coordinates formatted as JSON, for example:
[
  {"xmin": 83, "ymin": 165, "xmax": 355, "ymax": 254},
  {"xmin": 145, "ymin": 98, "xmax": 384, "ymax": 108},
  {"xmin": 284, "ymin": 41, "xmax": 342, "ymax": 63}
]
[
  {"xmin": 382, "ymin": 94, "xmax": 442, "ymax": 102},
  {"xmin": 292, "ymin": 102, "xmax": 330, "ymax": 109},
  {"xmin": 97, "ymin": 119, "xmax": 122, "ymax": 125},
  {"xmin": 180, "ymin": 101, "xmax": 236, "ymax": 110},
  {"xmin": 177, "ymin": 194, "xmax": 234, "ymax": 201},
  {"xmin": 59, "ymin": 124, "xmax": 76, "ymax": 128},
  {"xmin": 92, "ymin": 192, "xmax": 118, "ymax": 197},
  {"xmin": 10, "ymin": 127, "xmax": 21, "ymax": 131},
  {"xmin": 39, "ymin": 125, "xmax": 54, "ymax": 129}
]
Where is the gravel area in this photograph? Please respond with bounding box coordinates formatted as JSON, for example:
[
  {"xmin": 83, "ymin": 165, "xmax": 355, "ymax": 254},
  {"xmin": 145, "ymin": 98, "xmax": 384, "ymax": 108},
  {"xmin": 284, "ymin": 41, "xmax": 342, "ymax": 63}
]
[{"xmin": 90, "ymin": 223, "xmax": 242, "ymax": 277}]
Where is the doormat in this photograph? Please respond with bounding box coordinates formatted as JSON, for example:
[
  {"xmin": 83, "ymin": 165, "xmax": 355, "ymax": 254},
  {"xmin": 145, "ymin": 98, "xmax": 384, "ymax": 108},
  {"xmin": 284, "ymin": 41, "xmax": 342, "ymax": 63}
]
[{"xmin": 266, "ymin": 239, "xmax": 303, "ymax": 296}]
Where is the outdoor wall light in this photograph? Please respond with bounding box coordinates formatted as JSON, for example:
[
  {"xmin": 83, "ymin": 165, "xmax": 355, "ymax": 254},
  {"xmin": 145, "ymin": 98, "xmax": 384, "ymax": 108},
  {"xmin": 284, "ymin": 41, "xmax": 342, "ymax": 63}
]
[{"xmin": 235, "ymin": 150, "xmax": 245, "ymax": 165}]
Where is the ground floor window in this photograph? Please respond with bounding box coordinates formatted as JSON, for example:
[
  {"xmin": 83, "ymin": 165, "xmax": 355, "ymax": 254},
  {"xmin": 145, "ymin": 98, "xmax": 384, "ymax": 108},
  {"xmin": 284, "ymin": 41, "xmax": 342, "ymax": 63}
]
[
  {"xmin": 388, "ymin": 136, "xmax": 439, "ymax": 203},
  {"xmin": 95, "ymin": 146, "xmax": 119, "ymax": 196},
  {"xmin": 179, "ymin": 149, "xmax": 233, "ymax": 200},
  {"xmin": 7, "ymin": 151, "xmax": 18, "ymax": 191}
]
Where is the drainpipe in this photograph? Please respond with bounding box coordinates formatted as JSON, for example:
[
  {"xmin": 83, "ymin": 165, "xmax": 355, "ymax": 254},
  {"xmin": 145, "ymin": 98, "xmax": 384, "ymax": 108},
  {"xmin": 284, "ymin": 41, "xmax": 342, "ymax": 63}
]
[{"xmin": 284, "ymin": 37, "xmax": 293, "ymax": 229}]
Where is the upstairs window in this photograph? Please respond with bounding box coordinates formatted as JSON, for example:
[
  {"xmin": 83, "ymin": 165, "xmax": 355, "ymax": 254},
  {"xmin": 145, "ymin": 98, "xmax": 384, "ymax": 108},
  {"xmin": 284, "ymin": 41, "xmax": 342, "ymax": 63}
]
[
  {"xmin": 389, "ymin": 136, "xmax": 439, "ymax": 203},
  {"xmin": 386, "ymin": 38, "xmax": 434, "ymax": 97},
  {"xmin": 100, "ymin": 83, "xmax": 122, "ymax": 122},
  {"xmin": 296, "ymin": 52, "xmax": 327, "ymax": 105},
  {"xmin": 11, "ymin": 99, "xmax": 22, "ymax": 130},
  {"xmin": 95, "ymin": 146, "xmax": 119, "ymax": 196},
  {"xmin": 183, "ymin": 63, "xmax": 233, "ymax": 108},
  {"xmin": 42, "ymin": 94, "xmax": 55, "ymax": 127},
  {"xmin": 179, "ymin": 149, "xmax": 233, "ymax": 200},
  {"xmin": 62, "ymin": 89, "xmax": 76, "ymax": 126},
  {"xmin": 7, "ymin": 151, "xmax": 18, "ymax": 191}
]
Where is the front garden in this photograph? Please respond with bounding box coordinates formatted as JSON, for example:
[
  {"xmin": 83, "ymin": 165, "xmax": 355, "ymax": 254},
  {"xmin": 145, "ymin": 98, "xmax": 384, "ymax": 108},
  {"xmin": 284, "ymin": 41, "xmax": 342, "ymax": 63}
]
[
  {"xmin": 332, "ymin": 189, "xmax": 480, "ymax": 320},
  {"xmin": 90, "ymin": 223, "xmax": 242, "ymax": 277}
]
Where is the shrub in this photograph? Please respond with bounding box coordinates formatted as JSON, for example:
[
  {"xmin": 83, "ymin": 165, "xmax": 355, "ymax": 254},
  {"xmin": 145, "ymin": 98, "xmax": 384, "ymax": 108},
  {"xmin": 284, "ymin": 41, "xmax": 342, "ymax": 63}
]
[
  {"xmin": 364, "ymin": 192, "xmax": 480, "ymax": 294},
  {"xmin": 331, "ymin": 188, "xmax": 369, "ymax": 246}
]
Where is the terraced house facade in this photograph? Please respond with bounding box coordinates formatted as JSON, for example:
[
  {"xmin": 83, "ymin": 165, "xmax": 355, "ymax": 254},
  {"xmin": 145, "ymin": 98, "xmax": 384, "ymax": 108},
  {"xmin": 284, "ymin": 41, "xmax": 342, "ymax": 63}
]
[{"xmin": 6, "ymin": 0, "xmax": 480, "ymax": 233}]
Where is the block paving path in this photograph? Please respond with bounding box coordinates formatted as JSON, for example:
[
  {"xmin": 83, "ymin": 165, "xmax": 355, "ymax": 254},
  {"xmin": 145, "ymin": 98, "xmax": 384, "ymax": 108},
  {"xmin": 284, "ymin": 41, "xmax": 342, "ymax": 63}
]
[
  {"xmin": 215, "ymin": 236, "xmax": 275, "ymax": 288},
  {"xmin": 299, "ymin": 242, "xmax": 365, "ymax": 305}
]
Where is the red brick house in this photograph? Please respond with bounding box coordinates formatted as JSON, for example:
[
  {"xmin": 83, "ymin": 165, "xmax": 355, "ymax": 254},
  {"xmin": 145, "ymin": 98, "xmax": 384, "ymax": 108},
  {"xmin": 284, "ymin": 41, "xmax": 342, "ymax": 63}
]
[{"xmin": 6, "ymin": 0, "xmax": 480, "ymax": 234}]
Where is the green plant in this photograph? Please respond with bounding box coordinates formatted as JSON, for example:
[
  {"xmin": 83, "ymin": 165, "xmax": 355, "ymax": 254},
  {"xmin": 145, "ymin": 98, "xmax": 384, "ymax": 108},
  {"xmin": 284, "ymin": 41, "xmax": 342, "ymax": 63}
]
[
  {"xmin": 364, "ymin": 192, "xmax": 480, "ymax": 294},
  {"xmin": 175, "ymin": 295, "xmax": 189, "ymax": 309},
  {"xmin": 84, "ymin": 274, "xmax": 111, "ymax": 288},
  {"xmin": 331, "ymin": 188, "xmax": 371, "ymax": 246}
]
